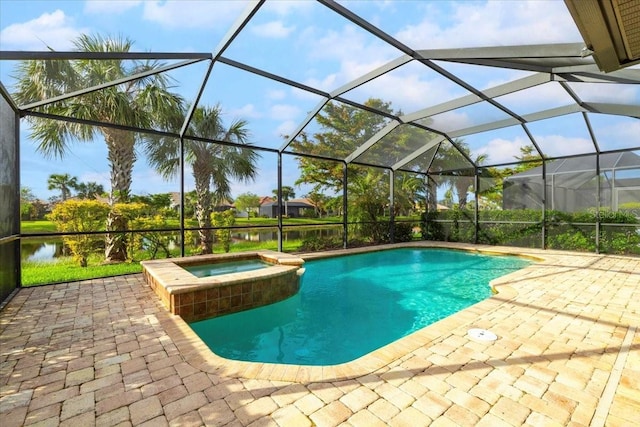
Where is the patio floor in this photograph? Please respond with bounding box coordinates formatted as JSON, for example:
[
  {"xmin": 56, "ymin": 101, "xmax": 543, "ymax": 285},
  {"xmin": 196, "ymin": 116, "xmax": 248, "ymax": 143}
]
[{"xmin": 1, "ymin": 242, "xmax": 639, "ymax": 426}]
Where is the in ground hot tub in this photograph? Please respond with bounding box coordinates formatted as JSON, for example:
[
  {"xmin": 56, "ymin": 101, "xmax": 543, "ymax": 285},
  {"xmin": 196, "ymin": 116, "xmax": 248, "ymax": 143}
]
[{"xmin": 142, "ymin": 250, "xmax": 305, "ymax": 322}]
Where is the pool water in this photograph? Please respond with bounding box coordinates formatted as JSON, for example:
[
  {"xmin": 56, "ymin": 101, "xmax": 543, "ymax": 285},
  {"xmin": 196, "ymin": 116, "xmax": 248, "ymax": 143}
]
[
  {"xmin": 189, "ymin": 248, "xmax": 531, "ymax": 365},
  {"xmin": 184, "ymin": 259, "xmax": 270, "ymax": 277}
]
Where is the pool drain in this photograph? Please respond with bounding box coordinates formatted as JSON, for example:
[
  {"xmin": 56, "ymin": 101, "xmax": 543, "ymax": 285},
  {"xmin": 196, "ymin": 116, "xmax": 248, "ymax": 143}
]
[{"xmin": 467, "ymin": 328, "xmax": 497, "ymax": 342}]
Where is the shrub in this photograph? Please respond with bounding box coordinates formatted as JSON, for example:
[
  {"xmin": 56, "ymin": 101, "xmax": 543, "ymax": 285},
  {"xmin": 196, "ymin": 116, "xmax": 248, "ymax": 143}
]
[
  {"xmin": 48, "ymin": 200, "xmax": 110, "ymax": 267},
  {"xmin": 420, "ymin": 208, "xmax": 640, "ymax": 254}
]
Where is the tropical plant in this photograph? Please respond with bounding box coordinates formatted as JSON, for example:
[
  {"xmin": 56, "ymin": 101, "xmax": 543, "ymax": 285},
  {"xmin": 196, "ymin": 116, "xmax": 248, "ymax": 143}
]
[
  {"xmin": 212, "ymin": 210, "xmax": 236, "ymax": 253},
  {"xmin": 47, "ymin": 173, "xmax": 78, "ymax": 201},
  {"xmin": 48, "ymin": 199, "xmax": 111, "ymax": 267},
  {"xmin": 12, "ymin": 33, "xmax": 184, "ymax": 262},
  {"xmin": 146, "ymin": 104, "xmax": 259, "ymax": 254}
]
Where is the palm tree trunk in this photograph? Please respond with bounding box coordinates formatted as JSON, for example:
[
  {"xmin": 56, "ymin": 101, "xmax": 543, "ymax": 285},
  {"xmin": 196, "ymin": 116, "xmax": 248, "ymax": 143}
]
[
  {"xmin": 103, "ymin": 128, "xmax": 135, "ymax": 262},
  {"xmin": 456, "ymin": 177, "xmax": 471, "ymax": 210},
  {"xmin": 426, "ymin": 175, "xmax": 438, "ymax": 212},
  {"xmin": 194, "ymin": 165, "xmax": 213, "ymax": 254}
]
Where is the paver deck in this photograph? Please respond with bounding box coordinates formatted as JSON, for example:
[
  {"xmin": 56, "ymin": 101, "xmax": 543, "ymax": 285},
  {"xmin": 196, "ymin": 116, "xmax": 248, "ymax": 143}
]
[{"xmin": 1, "ymin": 242, "xmax": 639, "ymax": 426}]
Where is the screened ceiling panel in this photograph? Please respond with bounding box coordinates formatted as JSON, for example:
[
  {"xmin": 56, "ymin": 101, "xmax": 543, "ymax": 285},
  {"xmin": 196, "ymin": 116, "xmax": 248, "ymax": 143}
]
[
  {"xmin": 459, "ymin": 125, "xmax": 540, "ymax": 167},
  {"xmin": 354, "ymin": 124, "xmax": 439, "ymax": 168},
  {"xmin": 397, "ymin": 141, "xmax": 441, "ymax": 173},
  {"xmin": 429, "ymin": 140, "xmax": 474, "ymax": 173},
  {"xmin": 588, "ymin": 114, "xmax": 640, "ymax": 152},
  {"xmin": 566, "ymin": 82, "xmax": 640, "ymax": 105},
  {"xmin": 526, "ymin": 113, "xmax": 596, "ymax": 158},
  {"xmin": 339, "ymin": 60, "xmax": 471, "ymax": 115},
  {"xmin": 494, "ymin": 81, "xmax": 578, "ymax": 117},
  {"xmin": 222, "ymin": 0, "xmax": 401, "ymax": 92},
  {"xmin": 430, "ymin": 60, "xmax": 537, "ymax": 92},
  {"xmin": 192, "ymin": 62, "xmax": 326, "ymax": 149},
  {"xmin": 14, "ymin": 58, "xmax": 207, "ymax": 116},
  {"xmin": 287, "ymin": 99, "xmax": 394, "ymax": 160},
  {"xmin": 28, "ymin": 62, "xmax": 210, "ymax": 134},
  {"xmin": 419, "ymin": 100, "xmax": 514, "ymax": 134}
]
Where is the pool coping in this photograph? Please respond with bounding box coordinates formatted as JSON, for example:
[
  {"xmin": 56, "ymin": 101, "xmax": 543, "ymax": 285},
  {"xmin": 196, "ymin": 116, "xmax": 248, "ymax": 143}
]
[{"xmin": 155, "ymin": 241, "xmax": 554, "ymax": 383}]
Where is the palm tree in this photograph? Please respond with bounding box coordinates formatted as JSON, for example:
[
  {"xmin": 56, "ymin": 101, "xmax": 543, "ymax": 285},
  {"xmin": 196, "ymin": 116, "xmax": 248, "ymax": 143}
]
[
  {"xmin": 47, "ymin": 173, "xmax": 78, "ymax": 201},
  {"xmin": 437, "ymin": 140, "xmax": 487, "ymax": 210},
  {"xmin": 76, "ymin": 181, "xmax": 105, "ymax": 199},
  {"xmin": 146, "ymin": 104, "xmax": 260, "ymax": 254},
  {"xmin": 12, "ymin": 34, "xmax": 184, "ymax": 262},
  {"xmin": 272, "ymin": 185, "xmax": 296, "ymax": 216}
]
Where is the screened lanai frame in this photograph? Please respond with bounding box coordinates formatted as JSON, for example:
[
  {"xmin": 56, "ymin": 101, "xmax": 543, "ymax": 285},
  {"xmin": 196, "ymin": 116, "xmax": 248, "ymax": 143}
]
[{"xmin": 1, "ymin": 0, "xmax": 639, "ymax": 298}]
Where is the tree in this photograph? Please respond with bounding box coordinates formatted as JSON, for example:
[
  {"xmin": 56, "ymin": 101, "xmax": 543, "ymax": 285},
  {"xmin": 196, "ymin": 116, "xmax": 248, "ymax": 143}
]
[
  {"xmin": 47, "ymin": 173, "xmax": 78, "ymax": 201},
  {"xmin": 306, "ymin": 191, "xmax": 330, "ymax": 217},
  {"xmin": 13, "ymin": 33, "xmax": 184, "ymax": 262},
  {"xmin": 20, "ymin": 187, "xmax": 38, "ymax": 220},
  {"xmin": 146, "ymin": 104, "xmax": 259, "ymax": 254},
  {"xmin": 514, "ymin": 144, "xmax": 543, "ymax": 173},
  {"xmin": 235, "ymin": 192, "xmax": 260, "ymax": 218},
  {"xmin": 436, "ymin": 140, "xmax": 487, "ymax": 210},
  {"xmin": 272, "ymin": 186, "xmax": 296, "ymax": 216},
  {"xmin": 290, "ymin": 98, "xmax": 431, "ymax": 230},
  {"xmin": 76, "ymin": 181, "xmax": 105, "ymax": 200}
]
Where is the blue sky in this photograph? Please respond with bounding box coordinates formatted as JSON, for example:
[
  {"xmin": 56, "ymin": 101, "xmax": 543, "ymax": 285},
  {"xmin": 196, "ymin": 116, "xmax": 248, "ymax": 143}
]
[{"xmin": 1, "ymin": 0, "xmax": 638, "ymax": 202}]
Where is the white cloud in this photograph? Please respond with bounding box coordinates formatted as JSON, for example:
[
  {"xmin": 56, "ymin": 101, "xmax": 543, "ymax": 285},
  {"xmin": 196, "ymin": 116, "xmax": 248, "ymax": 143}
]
[
  {"xmin": 270, "ymin": 104, "xmax": 299, "ymax": 121},
  {"xmin": 536, "ymin": 135, "xmax": 595, "ymax": 157},
  {"xmin": 475, "ymin": 137, "xmax": 528, "ymax": 165},
  {"xmin": 275, "ymin": 120, "xmax": 297, "ymax": 138},
  {"xmin": 142, "ymin": 0, "xmax": 248, "ymax": 29},
  {"xmin": 251, "ymin": 21, "xmax": 295, "ymax": 38},
  {"xmin": 0, "ymin": 10, "xmax": 86, "ymax": 50},
  {"xmin": 430, "ymin": 110, "xmax": 472, "ymax": 132},
  {"xmin": 570, "ymin": 83, "xmax": 639, "ymax": 104},
  {"xmin": 304, "ymin": 73, "xmax": 338, "ymax": 93},
  {"xmin": 228, "ymin": 104, "xmax": 262, "ymax": 119},
  {"xmin": 264, "ymin": 0, "xmax": 314, "ymax": 17},
  {"xmin": 396, "ymin": 0, "xmax": 582, "ymax": 49},
  {"xmin": 267, "ymin": 89, "xmax": 286, "ymax": 100},
  {"xmin": 84, "ymin": 1, "xmax": 141, "ymax": 15}
]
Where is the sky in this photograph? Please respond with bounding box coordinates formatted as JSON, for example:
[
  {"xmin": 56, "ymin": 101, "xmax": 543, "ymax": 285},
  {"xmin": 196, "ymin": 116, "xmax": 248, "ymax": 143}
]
[{"xmin": 1, "ymin": 0, "xmax": 638, "ymax": 202}]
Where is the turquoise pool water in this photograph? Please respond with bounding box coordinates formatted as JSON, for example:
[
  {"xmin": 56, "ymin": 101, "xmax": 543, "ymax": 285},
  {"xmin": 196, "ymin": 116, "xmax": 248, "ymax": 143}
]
[
  {"xmin": 189, "ymin": 248, "xmax": 531, "ymax": 365},
  {"xmin": 185, "ymin": 259, "xmax": 270, "ymax": 278}
]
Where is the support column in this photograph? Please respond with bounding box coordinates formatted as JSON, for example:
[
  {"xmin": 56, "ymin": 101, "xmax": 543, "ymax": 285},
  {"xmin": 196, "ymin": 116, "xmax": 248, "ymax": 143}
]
[
  {"xmin": 179, "ymin": 137, "xmax": 185, "ymax": 257},
  {"xmin": 474, "ymin": 168, "xmax": 479, "ymax": 244},
  {"xmin": 277, "ymin": 153, "xmax": 283, "ymax": 252},
  {"xmin": 343, "ymin": 162, "xmax": 348, "ymax": 249},
  {"xmin": 389, "ymin": 170, "xmax": 395, "ymax": 243}
]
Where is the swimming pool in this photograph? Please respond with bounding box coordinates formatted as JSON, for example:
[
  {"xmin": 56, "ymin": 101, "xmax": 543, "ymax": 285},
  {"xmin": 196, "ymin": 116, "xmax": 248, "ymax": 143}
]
[
  {"xmin": 189, "ymin": 248, "xmax": 531, "ymax": 365},
  {"xmin": 184, "ymin": 259, "xmax": 271, "ymax": 277}
]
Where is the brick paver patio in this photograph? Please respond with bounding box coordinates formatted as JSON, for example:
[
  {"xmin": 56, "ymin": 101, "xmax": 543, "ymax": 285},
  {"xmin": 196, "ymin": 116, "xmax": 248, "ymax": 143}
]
[{"xmin": 1, "ymin": 242, "xmax": 639, "ymax": 426}]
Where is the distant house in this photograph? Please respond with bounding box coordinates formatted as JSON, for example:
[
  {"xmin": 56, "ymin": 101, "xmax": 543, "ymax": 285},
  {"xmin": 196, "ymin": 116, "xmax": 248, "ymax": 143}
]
[
  {"xmin": 169, "ymin": 192, "xmax": 234, "ymax": 213},
  {"xmin": 259, "ymin": 198, "xmax": 315, "ymax": 218}
]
